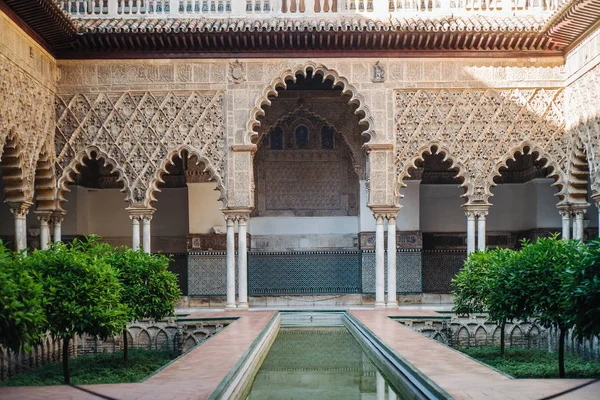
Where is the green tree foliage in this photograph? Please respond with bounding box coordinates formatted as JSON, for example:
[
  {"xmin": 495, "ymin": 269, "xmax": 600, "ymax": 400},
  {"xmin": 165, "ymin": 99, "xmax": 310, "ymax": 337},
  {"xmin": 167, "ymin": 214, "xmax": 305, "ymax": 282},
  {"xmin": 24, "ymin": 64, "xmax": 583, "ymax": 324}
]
[
  {"xmin": 452, "ymin": 250, "xmax": 494, "ymax": 315},
  {"xmin": 24, "ymin": 239, "xmax": 129, "ymax": 384},
  {"xmin": 104, "ymin": 248, "xmax": 181, "ymax": 361},
  {"xmin": 0, "ymin": 241, "xmax": 46, "ymax": 353},
  {"xmin": 518, "ymin": 236, "xmax": 581, "ymax": 378},
  {"xmin": 566, "ymin": 238, "xmax": 600, "ymax": 341}
]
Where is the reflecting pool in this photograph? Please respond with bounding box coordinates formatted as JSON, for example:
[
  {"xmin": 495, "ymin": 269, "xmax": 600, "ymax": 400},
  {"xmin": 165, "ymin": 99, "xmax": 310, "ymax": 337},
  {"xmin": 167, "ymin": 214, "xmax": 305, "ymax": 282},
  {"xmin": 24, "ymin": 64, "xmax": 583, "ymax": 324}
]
[{"xmin": 247, "ymin": 327, "xmax": 404, "ymax": 400}]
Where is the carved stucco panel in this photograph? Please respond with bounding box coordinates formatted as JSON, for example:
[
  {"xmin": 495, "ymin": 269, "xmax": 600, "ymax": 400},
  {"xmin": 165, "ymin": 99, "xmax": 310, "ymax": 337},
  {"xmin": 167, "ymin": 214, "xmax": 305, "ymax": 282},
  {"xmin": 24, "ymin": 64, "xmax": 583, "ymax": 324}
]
[
  {"xmin": 0, "ymin": 54, "xmax": 56, "ymax": 205},
  {"xmin": 54, "ymin": 90, "xmax": 226, "ymax": 209},
  {"xmin": 394, "ymin": 88, "xmax": 570, "ymax": 206}
]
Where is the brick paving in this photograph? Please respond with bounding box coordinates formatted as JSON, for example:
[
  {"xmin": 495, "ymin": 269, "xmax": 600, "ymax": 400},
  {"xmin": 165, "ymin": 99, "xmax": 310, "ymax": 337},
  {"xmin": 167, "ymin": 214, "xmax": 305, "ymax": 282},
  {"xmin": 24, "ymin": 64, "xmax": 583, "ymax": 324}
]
[
  {"xmin": 350, "ymin": 309, "xmax": 600, "ymax": 400},
  {"xmin": 1, "ymin": 308, "xmax": 598, "ymax": 400}
]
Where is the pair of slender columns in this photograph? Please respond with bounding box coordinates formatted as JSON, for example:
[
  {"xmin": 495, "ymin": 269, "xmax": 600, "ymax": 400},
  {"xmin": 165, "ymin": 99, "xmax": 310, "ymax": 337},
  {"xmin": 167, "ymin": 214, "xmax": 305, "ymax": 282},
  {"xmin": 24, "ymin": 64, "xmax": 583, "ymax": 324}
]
[
  {"xmin": 9, "ymin": 203, "xmax": 64, "ymax": 252},
  {"xmin": 129, "ymin": 211, "xmax": 153, "ymax": 253},
  {"xmin": 225, "ymin": 211, "xmax": 250, "ymax": 310},
  {"xmin": 374, "ymin": 209, "xmax": 399, "ymax": 309},
  {"xmin": 559, "ymin": 207, "xmax": 587, "ymax": 240},
  {"xmin": 465, "ymin": 209, "xmax": 488, "ymax": 254}
]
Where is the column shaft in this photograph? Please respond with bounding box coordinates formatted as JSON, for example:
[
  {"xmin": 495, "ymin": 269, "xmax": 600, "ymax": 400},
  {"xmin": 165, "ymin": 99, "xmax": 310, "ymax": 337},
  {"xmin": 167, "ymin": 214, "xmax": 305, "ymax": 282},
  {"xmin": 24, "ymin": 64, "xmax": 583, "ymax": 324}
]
[
  {"xmin": 466, "ymin": 212, "xmax": 476, "ymax": 254},
  {"xmin": 375, "ymin": 215, "xmax": 385, "ymax": 308},
  {"xmin": 477, "ymin": 212, "xmax": 487, "ymax": 251},
  {"xmin": 52, "ymin": 214, "xmax": 63, "ymax": 243},
  {"xmin": 238, "ymin": 216, "xmax": 249, "ymax": 309},
  {"xmin": 39, "ymin": 217, "xmax": 51, "ymax": 250},
  {"xmin": 560, "ymin": 211, "xmax": 571, "ymax": 240},
  {"xmin": 10, "ymin": 204, "xmax": 30, "ymax": 252},
  {"xmin": 376, "ymin": 371, "xmax": 386, "ymax": 400},
  {"xmin": 142, "ymin": 216, "xmax": 152, "ymax": 253},
  {"xmin": 386, "ymin": 216, "xmax": 397, "ymax": 308},
  {"xmin": 574, "ymin": 211, "xmax": 585, "ymax": 241},
  {"xmin": 225, "ymin": 217, "xmax": 236, "ymax": 310},
  {"xmin": 131, "ymin": 217, "xmax": 141, "ymax": 250}
]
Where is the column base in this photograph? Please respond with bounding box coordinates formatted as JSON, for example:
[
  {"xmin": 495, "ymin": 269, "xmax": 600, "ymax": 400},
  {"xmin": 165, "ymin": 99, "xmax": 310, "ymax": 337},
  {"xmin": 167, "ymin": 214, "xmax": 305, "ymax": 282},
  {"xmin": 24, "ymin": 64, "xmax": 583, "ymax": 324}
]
[
  {"xmin": 237, "ymin": 303, "xmax": 249, "ymax": 310},
  {"xmin": 225, "ymin": 304, "xmax": 237, "ymax": 311},
  {"xmin": 374, "ymin": 302, "xmax": 386, "ymax": 309},
  {"xmin": 386, "ymin": 302, "xmax": 398, "ymax": 308}
]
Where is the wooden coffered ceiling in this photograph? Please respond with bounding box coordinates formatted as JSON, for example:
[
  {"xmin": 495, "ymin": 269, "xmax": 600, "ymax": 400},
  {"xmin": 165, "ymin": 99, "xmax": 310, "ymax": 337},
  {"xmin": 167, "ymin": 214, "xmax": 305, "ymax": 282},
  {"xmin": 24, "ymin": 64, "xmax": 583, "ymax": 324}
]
[{"xmin": 2, "ymin": 0, "xmax": 600, "ymax": 59}]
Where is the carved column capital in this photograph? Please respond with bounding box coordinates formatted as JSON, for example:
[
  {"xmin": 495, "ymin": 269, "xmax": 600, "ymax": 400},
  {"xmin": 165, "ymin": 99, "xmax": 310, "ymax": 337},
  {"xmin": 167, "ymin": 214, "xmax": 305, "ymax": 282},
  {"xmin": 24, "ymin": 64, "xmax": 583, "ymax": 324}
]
[
  {"xmin": 51, "ymin": 211, "xmax": 65, "ymax": 225},
  {"xmin": 126, "ymin": 207, "xmax": 155, "ymax": 221},
  {"xmin": 222, "ymin": 207, "xmax": 252, "ymax": 224},
  {"xmin": 8, "ymin": 202, "xmax": 32, "ymax": 219},
  {"xmin": 35, "ymin": 212, "xmax": 53, "ymax": 224}
]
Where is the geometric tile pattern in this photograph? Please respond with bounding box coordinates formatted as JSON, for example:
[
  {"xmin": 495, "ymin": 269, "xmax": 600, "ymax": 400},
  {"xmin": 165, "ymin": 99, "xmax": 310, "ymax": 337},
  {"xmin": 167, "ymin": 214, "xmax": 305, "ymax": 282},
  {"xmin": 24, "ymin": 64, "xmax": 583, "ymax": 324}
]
[
  {"xmin": 422, "ymin": 250, "xmax": 467, "ymax": 293},
  {"xmin": 361, "ymin": 250, "xmax": 422, "ymax": 294},
  {"xmin": 187, "ymin": 252, "xmax": 228, "ymax": 296},
  {"xmin": 248, "ymin": 251, "xmax": 361, "ymax": 295}
]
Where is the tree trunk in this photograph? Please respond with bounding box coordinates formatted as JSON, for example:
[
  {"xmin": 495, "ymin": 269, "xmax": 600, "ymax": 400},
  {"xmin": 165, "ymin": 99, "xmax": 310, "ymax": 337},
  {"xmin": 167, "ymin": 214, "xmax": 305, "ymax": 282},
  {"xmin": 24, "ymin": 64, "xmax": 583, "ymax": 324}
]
[
  {"xmin": 500, "ymin": 322, "xmax": 505, "ymax": 356},
  {"xmin": 62, "ymin": 336, "xmax": 70, "ymax": 385},
  {"xmin": 559, "ymin": 326, "xmax": 566, "ymax": 378},
  {"xmin": 123, "ymin": 329, "xmax": 128, "ymax": 362}
]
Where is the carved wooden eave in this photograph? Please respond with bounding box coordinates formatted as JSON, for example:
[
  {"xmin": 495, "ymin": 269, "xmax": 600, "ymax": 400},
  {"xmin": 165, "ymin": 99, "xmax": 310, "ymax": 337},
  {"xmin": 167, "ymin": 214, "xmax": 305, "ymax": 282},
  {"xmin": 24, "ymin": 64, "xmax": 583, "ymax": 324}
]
[
  {"xmin": 2, "ymin": 0, "xmax": 600, "ymax": 58},
  {"xmin": 0, "ymin": 0, "xmax": 77, "ymax": 53}
]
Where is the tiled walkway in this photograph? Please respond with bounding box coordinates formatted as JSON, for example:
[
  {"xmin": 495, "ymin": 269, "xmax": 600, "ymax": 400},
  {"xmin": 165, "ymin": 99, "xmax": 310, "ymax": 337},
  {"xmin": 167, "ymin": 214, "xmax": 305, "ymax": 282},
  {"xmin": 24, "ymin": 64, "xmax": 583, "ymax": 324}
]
[
  {"xmin": 350, "ymin": 310, "xmax": 600, "ymax": 400},
  {"xmin": 0, "ymin": 311, "xmax": 275, "ymax": 400},
  {"xmin": 1, "ymin": 308, "xmax": 598, "ymax": 400}
]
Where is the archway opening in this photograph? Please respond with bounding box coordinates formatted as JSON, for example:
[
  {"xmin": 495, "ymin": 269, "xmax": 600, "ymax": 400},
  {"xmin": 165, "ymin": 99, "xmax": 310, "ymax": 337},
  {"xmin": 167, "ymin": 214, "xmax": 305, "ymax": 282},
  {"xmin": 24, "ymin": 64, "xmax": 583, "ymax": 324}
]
[
  {"xmin": 61, "ymin": 153, "xmax": 126, "ymax": 245},
  {"xmin": 407, "ymin": 149, "xmax": 466, "ymax": 294},
  {"xmin": 248, "ymin": 71, "xmax": 366, "ymax": 296},
  {"xmin": 489, "ymin": 148, "xmax": 562, "ymax": 246}
]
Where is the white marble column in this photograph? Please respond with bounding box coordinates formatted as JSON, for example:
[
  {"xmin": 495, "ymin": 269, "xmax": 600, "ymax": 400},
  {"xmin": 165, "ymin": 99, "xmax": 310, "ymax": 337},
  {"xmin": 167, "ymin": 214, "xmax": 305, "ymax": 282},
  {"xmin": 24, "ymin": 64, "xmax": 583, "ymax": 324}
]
[
  {"xmin": 142, "ymin": 215, "xmax": 152, "ymax": 253},
  {"xmin": 477, "ymin": 211, "xmax": 487, "ymax": 251},
  {"xmin": 38, "ymin": 214, "xmax": 51, "ymax": 250},
  {"xmin": 225, "ymin": 215, "xmax": 237, "ymax": 310},
  {"xmin": 596, "ymin": 200, "xmax": 600, "ymax": 238},
  {"xmin": 386, "ymin": 214, "xmax": 398, "ymax": 308},
  {"xmin": 52, "ymin": 212, "xmax": 64, "ymax": 243},
  {"xmin": 466, "ymin": 211, "xmax": 476, "ymax": 254},
  {"xmin": 374, "ymin": 214, "xmax": 386, "ymax": 308},
  {"xmin": 560, "ymin": 210, "xmax": 571, "ymax": 240},
  {"xmin": 573, "ymin": 210, "xmax": 585, "ymax": 241},
  {"xmin": 238, "ymin": 214, "xmax": 249, "ymax": 310},
  {"xmin": 387, "ymin": 384, "xmax": 397, "ymax": 400},
  {"xmin": 376, "ymin": 370, "xmax": 386, "ymax": 400},
  {"xmin": 131, "ymin": 215, "xmax": 141, "ymax": 250},
  {"xmin": 9, "ymin": 203, "xmax": 31, "ymax": 252}
]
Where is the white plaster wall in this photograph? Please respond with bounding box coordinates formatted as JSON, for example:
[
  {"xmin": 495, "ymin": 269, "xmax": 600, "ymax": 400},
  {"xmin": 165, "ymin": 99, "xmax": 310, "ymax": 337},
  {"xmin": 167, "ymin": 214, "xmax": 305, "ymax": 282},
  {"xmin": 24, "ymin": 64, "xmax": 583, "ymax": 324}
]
[
  {"xmin": 397, "ymin": 180, "xmax": 420, "ymax": 231},
  {"xmin": 188, "ymin": 182, "xmax": 224, "ymax": 234},
  {"xmin": 487, "ymin": 184, "xmax": 526, "ymax": 231},
  {"xmin": 248, "ymin": 216, "xmax": 359, "ymax": 235},
  {"xmin": 534, "ymin": 180, "xmax": 562, "ymax": 228},
  {"xmin": 153, "ymin": 188, "xmax": 189, "ymax": 236},
  {"xmin": 419, "ymin": 185, "xmax": 465, "ymax": 232}
]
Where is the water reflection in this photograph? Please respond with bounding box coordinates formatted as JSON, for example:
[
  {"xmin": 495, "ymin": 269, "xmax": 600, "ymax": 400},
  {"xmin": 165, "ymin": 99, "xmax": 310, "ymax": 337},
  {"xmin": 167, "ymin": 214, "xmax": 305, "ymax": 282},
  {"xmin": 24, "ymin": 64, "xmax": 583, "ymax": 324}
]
[{"xmin": 247, "ymin": 327, "xmax": 402, "ymax": 400}]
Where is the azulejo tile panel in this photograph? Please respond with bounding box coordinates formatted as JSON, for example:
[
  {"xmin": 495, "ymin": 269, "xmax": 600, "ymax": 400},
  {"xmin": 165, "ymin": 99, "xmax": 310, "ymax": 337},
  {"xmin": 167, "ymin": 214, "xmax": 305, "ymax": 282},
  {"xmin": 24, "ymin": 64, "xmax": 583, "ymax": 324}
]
[
  {"xmin": 361, "ymin": 250, "xmax": 422, "ymax": 294},
  {"xmin": 248, "ymin": 251, "xmax": 361, "ymax": 295},
  {"xmin": 422, "ymin": 250, "xmax": 467, "ymax": 293},
  {"xmin": 187, "ymin": 252, "xmax": 229, "ymax": 296}
]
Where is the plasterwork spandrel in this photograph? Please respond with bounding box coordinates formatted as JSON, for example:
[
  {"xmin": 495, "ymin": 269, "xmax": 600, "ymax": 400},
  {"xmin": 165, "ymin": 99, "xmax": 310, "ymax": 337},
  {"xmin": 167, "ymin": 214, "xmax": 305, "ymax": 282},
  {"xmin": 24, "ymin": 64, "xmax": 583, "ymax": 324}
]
[
  {"xmin": 0, "ymin": 54, "xmax": 56, "ymax": 206},
  {"xmin": 54, "ymin": 90, "xmax": 226, "ymax": 209},
  {"xmin": 394, "ymin": 88, "xmax": 570, "ymax": 206}
]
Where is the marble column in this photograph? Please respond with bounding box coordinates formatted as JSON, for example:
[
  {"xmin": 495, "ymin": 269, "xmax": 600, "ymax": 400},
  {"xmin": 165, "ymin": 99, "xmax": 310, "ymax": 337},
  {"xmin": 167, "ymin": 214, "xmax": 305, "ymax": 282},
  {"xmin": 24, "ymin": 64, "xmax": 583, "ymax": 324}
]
[
  {"xmin": 386, "ymin": 214, "xmax": 398, "ymax": 308},
  {"xmin": 238, "ymin": 214, "xmax": 249, "ymax": 310},
  {"xmin": 9, "ymin": 203, "xmax": 31, "ymax": 252},
  {"xmin": 596, "ymin": 199, "xmax": 600, "ymax": 238},
  {"xmin": 388, "ymin": 384, "xmax": 397, "ymax": 400},
  {"xmin": 38, "ymin": 214, "xmax": 52, "ymax": 250},
  {"xmin": 375, "ymin": 214, "xmax": 385, "ymax": 308},
  {"xmin": 225, "ymin": 215, "xmax": 237, "ymax": 310},
  {"xmin": 560, "ymin": 210, "xmax": 571, "ymax": 240},
  {"xmin": 142, "ymin": 215, "xmax": 152, "ymax": 253},
  {"xmin": 573, "ymin": 210, "xmax": 585, "ymax": 241},
  {"xmin": 131, "ymin": 215, "xmax": 141, "ymax": 250},
  {"xmin": 52, "ymin": 212, "xmax": 64, "ymax": 243},
  {"xmin": 466, "ymin": 212, "xmax": 476, "ymax": 254},
  {"xmin": 476, "ymin": 211, "xmax": 487, "ymax": 251}
]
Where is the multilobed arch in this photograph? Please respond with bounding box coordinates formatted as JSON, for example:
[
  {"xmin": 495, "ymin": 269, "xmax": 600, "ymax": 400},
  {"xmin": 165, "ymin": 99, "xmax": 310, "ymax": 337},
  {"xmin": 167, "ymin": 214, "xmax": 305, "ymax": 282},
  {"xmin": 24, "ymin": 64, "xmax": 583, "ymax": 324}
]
[
  {"xmin": 0, "ymin": 128, "xmax": 27, "ymax": 204},
  {"xmin": 489, "ymin": 141, "xmax": 568, "ymax": 205},
  {"xmin": 244, "ymin": 61, "xmax": 377, "ymax": 145},
  {"xmin": 56, "ymin": 146, "xmax": 131, "ymax": 212},
  {"xmin": 148, "ymin": 145, "xmax": 226, "ymax": 208},
  {"xmin": 33, "ymin": 144, "xmax": 57, "ymax": 212},
  {"xmin": 396, "ymin": 142, "xmax": 470, "ymax": 204}
]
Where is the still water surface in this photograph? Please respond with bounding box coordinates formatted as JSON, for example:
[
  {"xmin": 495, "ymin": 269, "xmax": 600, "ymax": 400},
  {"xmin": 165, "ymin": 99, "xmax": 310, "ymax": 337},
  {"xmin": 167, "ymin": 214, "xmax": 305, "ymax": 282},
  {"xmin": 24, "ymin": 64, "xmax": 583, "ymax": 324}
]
[{"xmin": 247, "ymin": 327, "xmax": 404, "ymax": 400}]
